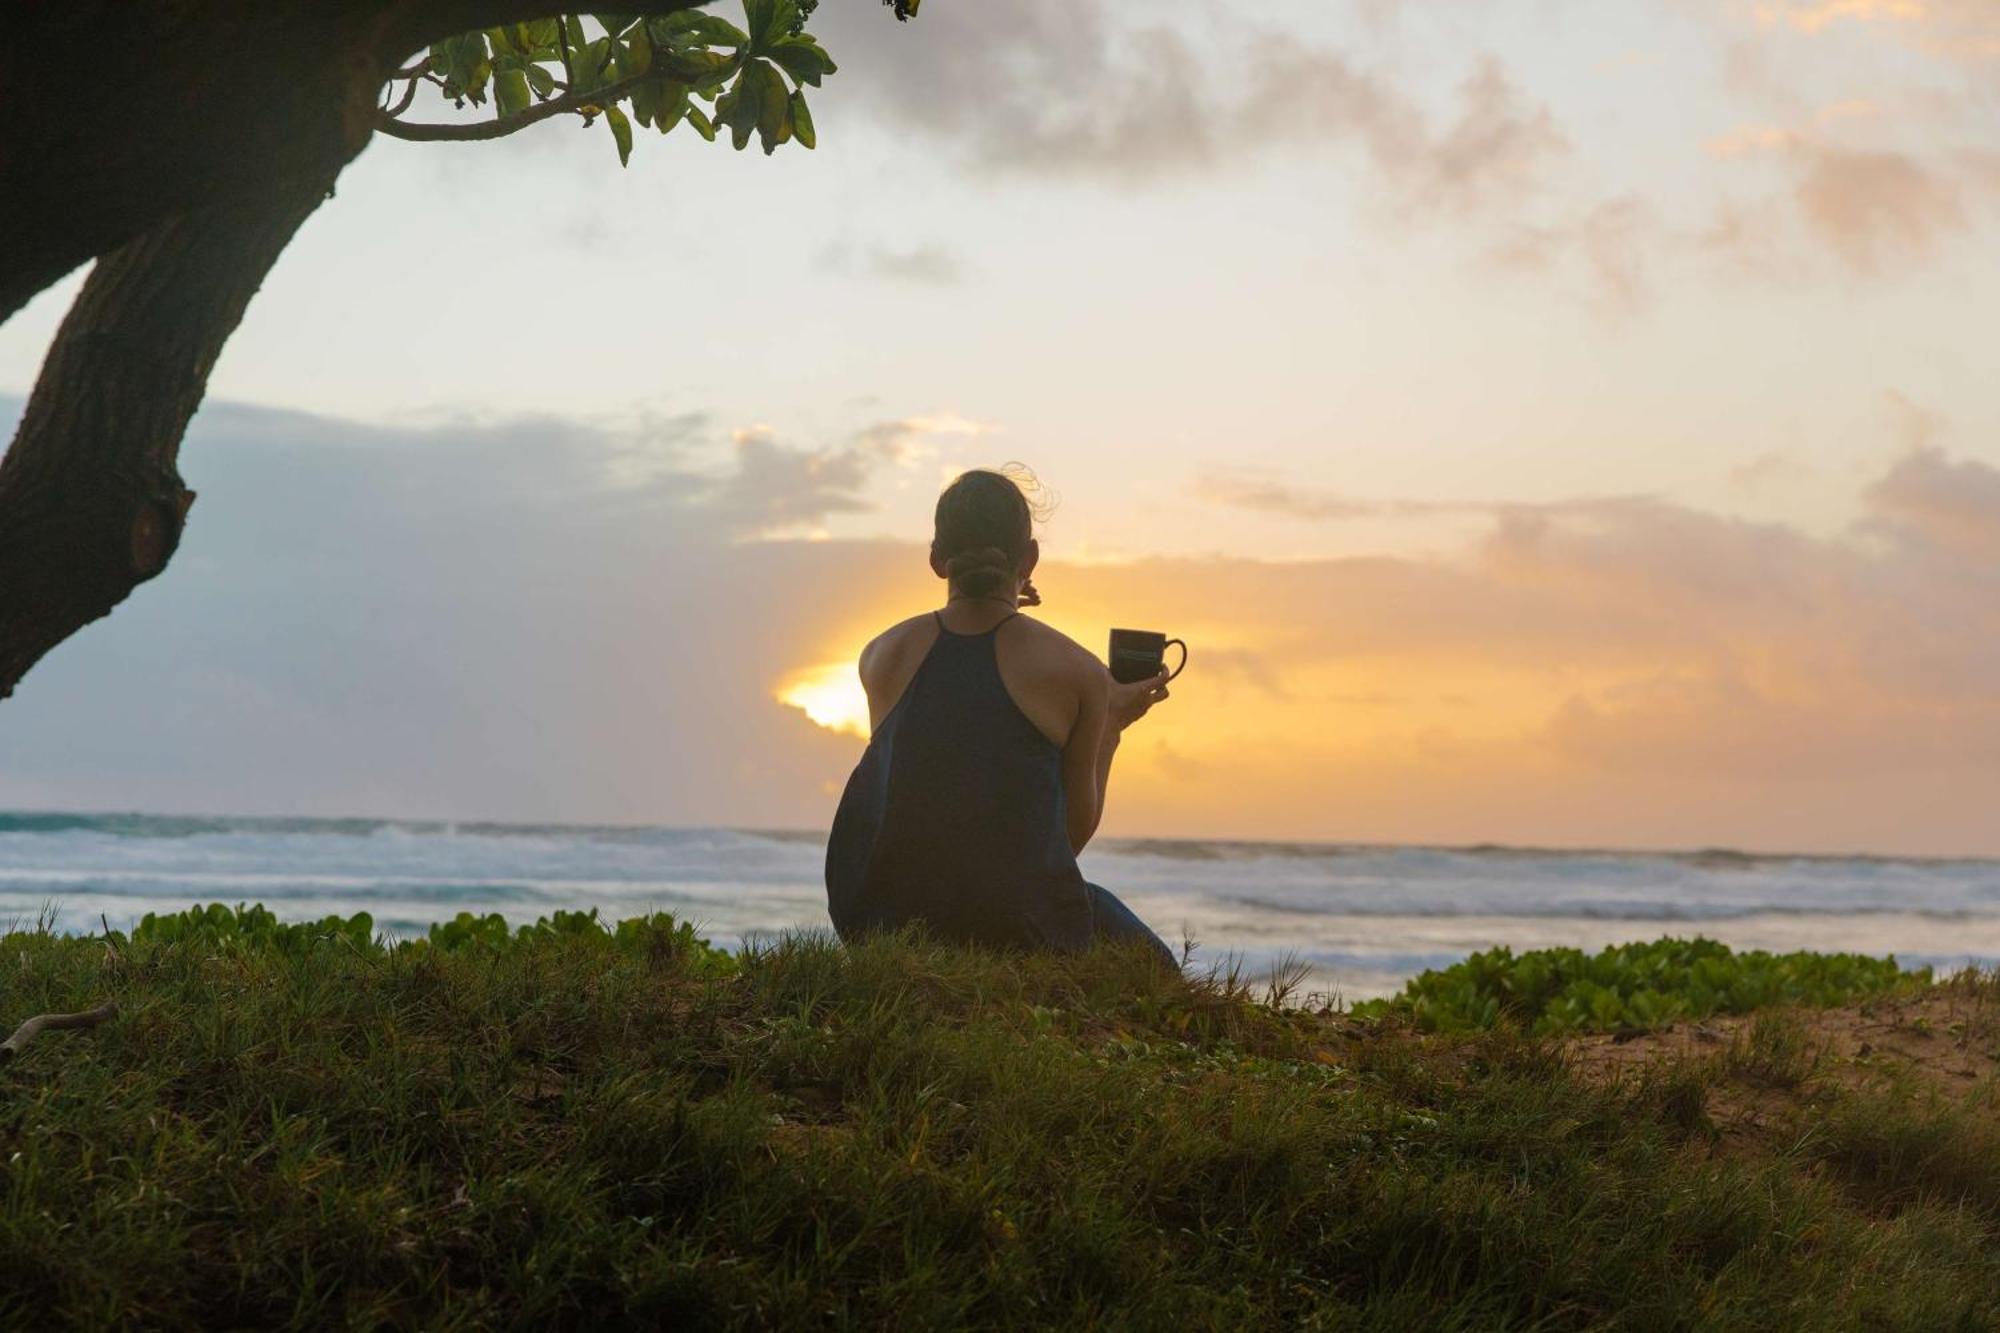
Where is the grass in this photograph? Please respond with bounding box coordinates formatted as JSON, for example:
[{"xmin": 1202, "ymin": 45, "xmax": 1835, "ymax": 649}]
[{"xmin": 0, "ymin": 908, "xmax": 1996, "ymax": 1329}]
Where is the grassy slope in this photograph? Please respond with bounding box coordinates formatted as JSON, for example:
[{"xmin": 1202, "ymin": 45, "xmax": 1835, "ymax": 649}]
[{"xmin": 2, "ymin": 923, "xmax": 1997, "ymax": 1330}]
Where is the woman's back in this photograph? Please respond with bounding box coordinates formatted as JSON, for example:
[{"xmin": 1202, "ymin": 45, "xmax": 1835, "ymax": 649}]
[{"xmin": 824, "ymin": 610, "xmax": 1095, "ymax": 952}]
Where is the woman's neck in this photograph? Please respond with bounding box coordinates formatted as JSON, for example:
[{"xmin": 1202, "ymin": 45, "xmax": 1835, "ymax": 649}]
[{"xmin": 941, "ymin": 589, "xmax": 1018, "ymax": 628}]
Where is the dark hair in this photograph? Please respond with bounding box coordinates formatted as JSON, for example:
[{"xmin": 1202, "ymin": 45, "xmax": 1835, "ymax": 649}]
[{"xmin": 933, "ymin": 467, "xmax": 1042, "ymax": 598}]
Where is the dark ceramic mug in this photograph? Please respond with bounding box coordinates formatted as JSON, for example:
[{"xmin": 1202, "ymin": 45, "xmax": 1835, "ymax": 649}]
[{"xmin": 1108, "ymin": 628, "xmax": 1188, "ymax": 685}]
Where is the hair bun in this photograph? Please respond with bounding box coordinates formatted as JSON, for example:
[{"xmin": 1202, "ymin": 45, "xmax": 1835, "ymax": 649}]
[
  {"xmin": 944, "ymin": 546, "xmax": 1014, "ymax": 597},
  {"xmin": 945, "ymin": 546, "xmax": 1009, "ymax": 576}
]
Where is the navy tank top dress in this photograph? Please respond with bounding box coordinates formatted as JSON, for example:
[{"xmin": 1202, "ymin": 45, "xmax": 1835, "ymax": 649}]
[{"xmin": 824, "ymin": 612, "xmax": 1097, "ymax": 953}]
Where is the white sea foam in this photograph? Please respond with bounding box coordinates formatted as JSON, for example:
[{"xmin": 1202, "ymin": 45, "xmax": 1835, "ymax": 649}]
[{"xmin": 3, "ymin": 813, "xmax": 1996, "ymax": 999}]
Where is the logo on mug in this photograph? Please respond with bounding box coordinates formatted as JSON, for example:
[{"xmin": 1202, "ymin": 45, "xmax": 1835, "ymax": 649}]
[{"xmin": 1108, "ymin": 628, "xmax": 1188, "ymax": 684}]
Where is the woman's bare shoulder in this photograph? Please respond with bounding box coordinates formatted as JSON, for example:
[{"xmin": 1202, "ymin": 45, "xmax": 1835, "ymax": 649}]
[
  {"xmin": 859, "ymin": 613, "xmax": 940, "ymax": 682},
  {"xmin": 1008, "ymin": 615, "xmax": 1104, "ymax": 676}
]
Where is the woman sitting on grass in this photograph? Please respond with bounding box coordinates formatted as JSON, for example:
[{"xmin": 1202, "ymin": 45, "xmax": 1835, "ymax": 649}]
[{"xmin": 825, "ymin": 467, "xmax": 1178, "ymax": 969}]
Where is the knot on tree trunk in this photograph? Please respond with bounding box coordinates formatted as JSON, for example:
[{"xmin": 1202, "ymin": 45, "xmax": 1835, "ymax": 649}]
[{"xmin": 129, "ymin": 485, "xmax": 197, "ymax": 580}]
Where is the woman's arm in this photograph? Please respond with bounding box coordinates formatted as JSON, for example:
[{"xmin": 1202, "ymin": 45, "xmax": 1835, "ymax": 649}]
[
  {"xmin": 1086, "ymin": 728, "xmax": 1121, "ymax": 849},
  {"xmin": 1061, "ymin": 668, "xmax": 1111, "ymax": 855},
  {"xmin": 1065, "ymin": 666, "xmax": 1172, "ymax": 856}
]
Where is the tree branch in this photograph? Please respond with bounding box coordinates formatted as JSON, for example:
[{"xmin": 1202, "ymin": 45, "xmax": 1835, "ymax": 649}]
[
  {"xmin": 373, "ymin": 69, "xmax": 662, "ymax": 142},
  {"xmin": 555, "ymin": 14, "xmax": 575, "ymax": 88},
  {"xmin": 0, "ymin": 1002, "xmax": 119, "ymax": 1065},
  {"xmin": 0, "ymin": 5, "xmax": 377, "ymax": 325},
  {"xmin": 382, "ymin": 71, "xmax": 425, "ymax": 117}
]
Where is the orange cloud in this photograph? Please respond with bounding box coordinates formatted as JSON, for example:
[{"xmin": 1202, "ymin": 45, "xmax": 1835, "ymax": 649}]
[
  {"xmin": 774, "ymin": 433, "xmax": 2000, "ymax": 855},
  {"xmin": 1753, "ymin": 0, "xmax": 2000, "ymax": 54},
  {"xmin": 1758, "ymin": 1, "xmax": 1927, "ymax": 35}
]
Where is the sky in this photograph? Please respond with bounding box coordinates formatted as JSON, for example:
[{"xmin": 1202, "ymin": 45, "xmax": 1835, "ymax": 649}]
[{"xmin": 2, "ymin": 0, "xmax": 1998, "ymax": 854}]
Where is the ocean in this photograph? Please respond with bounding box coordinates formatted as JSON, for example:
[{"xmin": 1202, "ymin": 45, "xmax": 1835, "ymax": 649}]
[{"xmin": 4, "ymin": 812, "xmax": 1998, "ymax": 1001}]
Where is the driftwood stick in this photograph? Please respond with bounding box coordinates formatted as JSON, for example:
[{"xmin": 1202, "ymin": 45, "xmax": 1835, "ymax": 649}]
[{"xmin": 0, "ymin": 1001, "xmax": 119, "ymax": 1064}]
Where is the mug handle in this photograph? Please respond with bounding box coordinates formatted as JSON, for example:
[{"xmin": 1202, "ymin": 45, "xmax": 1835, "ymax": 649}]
[{"xmin": 1162, "ymin": 638, "xmax": 1187, "ymax": 682}]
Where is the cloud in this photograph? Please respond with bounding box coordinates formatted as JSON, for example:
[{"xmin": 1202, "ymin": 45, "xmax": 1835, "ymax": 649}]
[
  {"xmin": 815, "ymin": 1, "xmax": 1568, "ymax": 219},
  {"xmin": 0, "ymin": 396, "xmax": 918, "ymax": 828},
  {"xmin": 1487, "ymin": 195, "xmax": 1659, "ymax": 314},
  {"xmin": 698, "ymin": 413, "xmax": 994, "ymax": 537},
  {"xmin": 1793, "ymin": 147, "xmax": 1968, "ymax": 272},
  {"xmin": 814, "ymin": 5, "xmax": 1716, "ymax": 315},
  {"xmin": 1390, "ymin": 56, "xmax": 1569, "ymax": 218},
  {"xmin": 1865, "ymin": 443, "xmax": 2000, "ymax": 565},
  {"xmin": 1191, "ymin": 470, "xmax": 1393, "ymax": 521},
  {"xmin": 1707, "ymin": 124, "xmax": 1803, "ymax": 159},
  {"xmin": 1238, "ymin": 49, "xmax": 1568, "ymax": 219},
  {"xmin": 1729, "ymin": 450, "xmax": 1810, "ymax": 492},
  {"xmin": 1759, "ymin": 1, "xmax": 1928, "ymax": 37},
  {"xmin": 5, "ymin": 396, "xmax": 2000, "ymax": 854},
  {"xmin": 852, "ymin": 413, "xmax": 992, "ymax": 462},
  {"xmin": 1170, "ymin": 444, "xmax": 2000, "ymax": 849},
  {"xmin": 816, "ymin": 239, "xmax": 967, "ymax": 285},
  {"xmin": 1066, "ymin": 474, "xmax": 2000, "ymax": 850},
  {"xmin": 1702, "ymin": 2, "xmax": 2000, "ymax": 279},
  {"xmin": 1703, "ymin": 134, "xmax": 1978, "ymax": 276},
  {"xmin": 1190, "ymin": 470, "xmax": 1645, "ymax": 525},
  {"xmin": 1753, "ymin": 0, "xmax": 2000, "ymax": 56},
  {"xmin": 704, "ymin": 427, "xmax": 880, "ymax": 538},
  {"xmin": 812, "ymin": 0, "xmax": 1212, "ymax": 181}
]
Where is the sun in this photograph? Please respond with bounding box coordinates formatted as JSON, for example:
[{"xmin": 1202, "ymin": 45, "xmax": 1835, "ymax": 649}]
[{"xmin": 776, "ymin": 661, "xmax": 871, "ymax": 738}]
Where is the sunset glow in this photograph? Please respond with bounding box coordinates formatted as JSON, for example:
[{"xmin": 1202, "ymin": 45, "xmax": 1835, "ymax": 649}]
[{"xmin": 777, "ymin": 661, "xmax": 872, "ymax": 739}]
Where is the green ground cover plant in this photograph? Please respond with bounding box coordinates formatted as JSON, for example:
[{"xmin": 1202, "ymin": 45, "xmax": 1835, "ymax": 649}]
[
  {"xmin": 1353, "ymin": 936, "xmax": 1926, "ymax": 1035},
  {"xmin": 1, "ymin": 908, "xmax": 1994, "ymax": 1329}
]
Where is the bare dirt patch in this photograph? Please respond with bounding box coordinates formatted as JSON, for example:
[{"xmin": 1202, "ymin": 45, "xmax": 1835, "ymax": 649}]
[
  {"xmin": 1568, "ymin": 975, "xmax": 2000, "ymax": 1098},
  {"xmin": 1562, "ymin": 974, "xmax": 2000, "ymax": 1157}
]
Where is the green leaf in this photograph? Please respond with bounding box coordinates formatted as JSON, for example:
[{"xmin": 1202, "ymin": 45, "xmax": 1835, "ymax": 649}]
[
  {"xmin": 719, "ymin": 66, "xmax": 761, "ymax": 150},
  {"xmin": 685, "ymin": 104, "xmax": 717, "ymax": 141},
  {"xmin": 628, "ymin": 77, "xmax": 659, "ymax": 127},
  {"xmin": 766, "ymin": 37, "xmax": 834, "ymax": 87},
  {"xmin": 657, "ymin": 48, "xmax": 736, "ymax": 85},
  {"xmin": 620, "ymin": 25, "xmax": 653, "ymax": 77},
  {"xmin": 743, "ymin": 0, "xmax": 780, "ymax": 49},
  {"xmin": 754, "ymin": 60, "xmax": 790, "ymax": 153},
  {"xmin": 494, "ymin": 68, "xmax": 531, "ymax": 118},
  {"xmin": 605, "ymin": 103, "xmax": 634, "ymax": 166},
  {"xmin": 431, "ymin": 33, "xmax": 494, "ymax": 102},
  {"xmin": 654, "ymin": 79, "xmax": 692, "ymax": 133},
  {"xmin": 572, "ymin": 36, "xmax": 611, "ymax": 94},
  {"xmin": 679, "ymin": 13, "xmax": 751, "ymax": 47},
  {"xmin": 789, "ymin": 88, "xmax": 815, "ymax": 149},
  {"xmin": 525, "ymin": 63, "xmax": 556, "ymax": 97}
]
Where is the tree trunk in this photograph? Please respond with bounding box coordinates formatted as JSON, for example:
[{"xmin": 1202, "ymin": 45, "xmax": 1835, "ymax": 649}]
[
  {"xmin": 0, "ymin": 4, "xmax": 380, "ymax": 325},
  {"xmin": 0, "ymin": 173, "xmax": 334, "ymax": 700},
  {"xmin": 0, "ymin": 0, "xmax": 732, "ymax": 698}
]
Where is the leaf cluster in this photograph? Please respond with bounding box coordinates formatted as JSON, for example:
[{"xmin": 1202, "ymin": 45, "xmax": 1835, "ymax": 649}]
[
  {"xmin": 412, "ymin": 0, "xmax": 837, "ymax": 163},
  {"xmin": 119, "ymin": 901, "xmax": 737, "ymax": 977},
  {"xmin": 1352, "ymin": 936, "xmax": 1927, "ymax": 1036}
]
